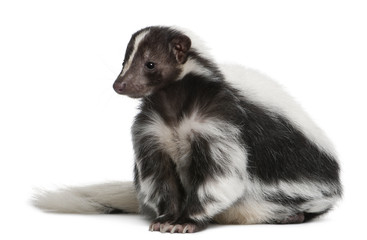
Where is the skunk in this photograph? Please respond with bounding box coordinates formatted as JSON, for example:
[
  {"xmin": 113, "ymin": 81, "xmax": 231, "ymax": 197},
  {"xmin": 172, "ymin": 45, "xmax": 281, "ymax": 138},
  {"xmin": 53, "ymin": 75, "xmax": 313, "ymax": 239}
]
[{"xmin": 34, "ymin": 26, "xmax": 342, "ymax": 233}]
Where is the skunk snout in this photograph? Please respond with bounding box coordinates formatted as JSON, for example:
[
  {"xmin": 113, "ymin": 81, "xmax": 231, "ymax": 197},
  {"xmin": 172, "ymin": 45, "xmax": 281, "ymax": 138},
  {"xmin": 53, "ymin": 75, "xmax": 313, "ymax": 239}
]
[{"xmin": 113, "ymin": 81, "xmax": 127, "ymax": 95}]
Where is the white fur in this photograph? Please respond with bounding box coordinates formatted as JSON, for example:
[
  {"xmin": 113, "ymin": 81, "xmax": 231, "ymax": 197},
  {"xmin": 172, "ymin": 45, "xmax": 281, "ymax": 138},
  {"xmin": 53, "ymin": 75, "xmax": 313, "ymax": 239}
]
[
  {"xmin": 33, "ymin": 181, "xmax": 139, "ymax": 214},
  {"xmin": 215, "ymin": 198, "xmax": 287, "ymax": 224},
  {"xmin": 214, "ymin": 178, "xmax": 340, "ymax": 224},
  {"xmin": 140, "ymin": 108, "xmax": 247, "ymax": 171},
  {"xmin": 241, "ymin": 179, "xmax": 339, "ymax": 220},
  {"xmin": 220, "ymin": 64, "xmax": 337, "ymax": 158},
  {"xmin": 176, "ymin": 111, "xmax": 241, "ymax": 143},
  {"xmin": 139, "ymin": 176, "xmax": 159, "ymax": 205},
  {"xmin": 208, "ymin": 139, "xmax": 247, "ymax": 176},
  {"xmin": 275, "ymin": 180, "xmax": 338, "ymax": 199},
  {"xmin": 192, "ymin": 175, "xmax": 245, "ymax": 222},
  {"xmin": 300, "ymin": 198, "xmax": 335, "ymax": 212},
  {"xmin": 249, "ymin": 180, "xmax": 338, "ymax": 200},
  {"xmin": 178, "ymin": 57, "xmax": 213, "ymax": 80},
  {"xmin": 138, "ymin": 176, "xmax": 160, "ymax": 215},
  {"xmin": 136, "ymin": 111, "xmax": 174, "ymax": 157}
]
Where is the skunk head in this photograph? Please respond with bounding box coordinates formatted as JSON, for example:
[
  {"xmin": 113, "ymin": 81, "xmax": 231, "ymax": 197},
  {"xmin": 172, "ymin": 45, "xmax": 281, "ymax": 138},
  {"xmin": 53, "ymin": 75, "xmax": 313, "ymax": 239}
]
[{"xmin": 113, "ymin": 26, "xmax": 191, "ymax": 98}]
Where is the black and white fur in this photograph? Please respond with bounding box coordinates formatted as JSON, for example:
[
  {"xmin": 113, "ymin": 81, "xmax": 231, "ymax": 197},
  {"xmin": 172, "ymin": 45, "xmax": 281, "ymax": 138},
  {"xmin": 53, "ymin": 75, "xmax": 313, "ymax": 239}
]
[{"xmin": 33, "ymin": 26, "xmax": 342, "ymax": 233}]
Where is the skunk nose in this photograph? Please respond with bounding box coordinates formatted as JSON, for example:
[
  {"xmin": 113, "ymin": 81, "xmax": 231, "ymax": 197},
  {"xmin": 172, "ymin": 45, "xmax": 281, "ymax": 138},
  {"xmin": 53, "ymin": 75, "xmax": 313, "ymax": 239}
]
[{"xmin": 113, "ymin": 81, "xmax": 126, "ymax": 94}]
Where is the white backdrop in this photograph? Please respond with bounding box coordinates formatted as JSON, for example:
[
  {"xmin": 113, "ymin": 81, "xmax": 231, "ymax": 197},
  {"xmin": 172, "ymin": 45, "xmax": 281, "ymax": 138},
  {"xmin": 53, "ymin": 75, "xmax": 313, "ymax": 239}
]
[{"xmin": 1, "ymin": 0, "xmax": 366, "ymax": 239}]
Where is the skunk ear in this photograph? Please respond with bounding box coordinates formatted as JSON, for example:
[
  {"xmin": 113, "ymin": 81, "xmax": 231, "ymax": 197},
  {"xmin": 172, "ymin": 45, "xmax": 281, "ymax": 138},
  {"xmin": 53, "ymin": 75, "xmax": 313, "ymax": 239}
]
[{"xmin": 170, "ymin": 34, "xmax": 191, "ymax": 64}]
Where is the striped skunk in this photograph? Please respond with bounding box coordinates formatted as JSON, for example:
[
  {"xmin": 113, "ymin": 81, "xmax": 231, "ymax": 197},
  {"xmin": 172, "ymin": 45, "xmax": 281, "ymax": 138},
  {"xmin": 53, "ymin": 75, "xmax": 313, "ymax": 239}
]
[{"xmin": 33, "ymin": 26, "xmax": 342, "ymax": 233}]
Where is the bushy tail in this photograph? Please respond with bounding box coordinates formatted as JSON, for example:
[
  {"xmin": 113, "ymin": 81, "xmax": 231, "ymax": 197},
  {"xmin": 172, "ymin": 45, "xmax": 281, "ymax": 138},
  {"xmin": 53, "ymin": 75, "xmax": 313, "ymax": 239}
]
[{"xmin": 32, "ymin": 181, "xmax": 139, "ymax": 214}]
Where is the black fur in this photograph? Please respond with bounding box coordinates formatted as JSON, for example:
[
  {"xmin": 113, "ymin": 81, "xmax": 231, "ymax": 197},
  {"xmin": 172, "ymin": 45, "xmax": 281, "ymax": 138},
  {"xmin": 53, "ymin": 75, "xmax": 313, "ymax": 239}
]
[{"xmin": 241, "ymin": 104, "xmax": 340, "ymax": 184}]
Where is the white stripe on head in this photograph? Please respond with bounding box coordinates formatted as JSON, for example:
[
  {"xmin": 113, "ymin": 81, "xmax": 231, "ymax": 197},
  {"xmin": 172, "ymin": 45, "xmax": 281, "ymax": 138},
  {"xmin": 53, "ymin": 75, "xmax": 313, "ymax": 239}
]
[{"xmin": 120, "ymin": 29, "xmax": 150, "ymax": 77}]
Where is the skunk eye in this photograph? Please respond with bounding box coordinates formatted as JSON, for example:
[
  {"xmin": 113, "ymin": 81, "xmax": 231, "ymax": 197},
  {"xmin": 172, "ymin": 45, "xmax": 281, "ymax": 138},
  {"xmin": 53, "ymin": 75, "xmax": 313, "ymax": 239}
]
[{"xmin": 145, "ymin": 62, "xmax": 155, "ymax": 70}]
